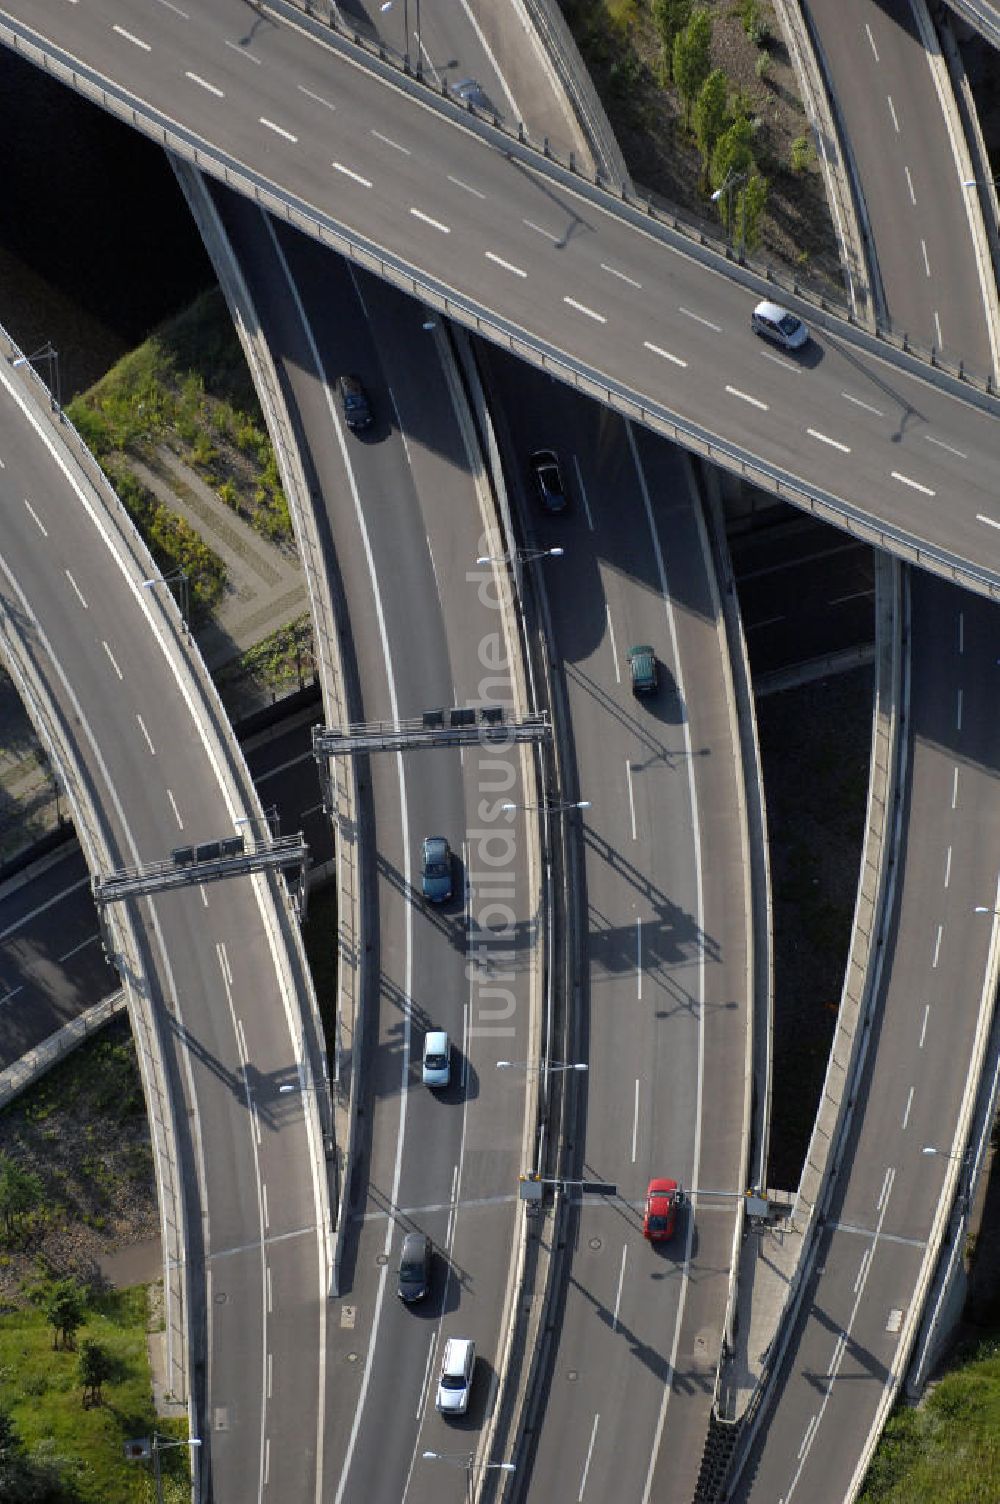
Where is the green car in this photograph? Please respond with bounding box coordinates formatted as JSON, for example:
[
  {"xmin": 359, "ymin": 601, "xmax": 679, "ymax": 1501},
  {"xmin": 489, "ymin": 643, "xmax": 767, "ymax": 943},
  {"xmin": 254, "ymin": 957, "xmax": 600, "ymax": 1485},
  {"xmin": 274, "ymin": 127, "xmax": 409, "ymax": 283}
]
[{"xmin": 627, "ymin": 645, "xmax": 658, "ymax": 697}]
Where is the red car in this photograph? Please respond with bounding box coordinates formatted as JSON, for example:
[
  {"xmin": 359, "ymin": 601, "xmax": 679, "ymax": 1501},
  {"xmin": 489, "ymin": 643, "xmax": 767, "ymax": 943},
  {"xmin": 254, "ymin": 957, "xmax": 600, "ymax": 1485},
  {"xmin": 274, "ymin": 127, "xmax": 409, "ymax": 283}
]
[{"xmin": 643, "ymin": 1178, "xmax": 681, "ymax": 1242}]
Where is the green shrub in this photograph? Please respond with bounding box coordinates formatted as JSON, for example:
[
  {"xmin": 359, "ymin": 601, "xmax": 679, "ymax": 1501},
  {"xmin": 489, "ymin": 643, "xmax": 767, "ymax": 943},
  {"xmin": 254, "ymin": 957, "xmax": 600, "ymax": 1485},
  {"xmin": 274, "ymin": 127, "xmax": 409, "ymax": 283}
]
[
  {"xmin": 755, "ymin": 50, "xmax": 770, "ymax": 82},
  {"xmin": 740, "ymin": 0, "xmax": 767, "ymax": 45},
  {"xmin": 791, "ymin": 133, "xmax": 816, "ymax": 172}
]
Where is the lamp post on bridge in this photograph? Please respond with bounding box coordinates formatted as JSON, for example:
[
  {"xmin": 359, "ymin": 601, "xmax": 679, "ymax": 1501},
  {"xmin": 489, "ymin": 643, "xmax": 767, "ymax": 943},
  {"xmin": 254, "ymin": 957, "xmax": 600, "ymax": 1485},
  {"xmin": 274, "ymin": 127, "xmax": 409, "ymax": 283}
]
[
  {"xmin": 142, "ymin": 569, "xmax": 191, "ymax": 630},
  {"xmin": 422, "ymin": 1449, "xmax": 515, "ymax": 1503},
  {"xmin": 711, "ymin": 169, "xmax": 749, "ymax": 253},
  {"xmin": 477, "ymin": 546, "xmax": 565, "ymax": 565},
  {"xmin": 380, "ymin": 0, "xmax": 422, "ymax": 74},
  {"xmin": 11, "ymin": 343, "xmax": 61, "ymax": 412}
]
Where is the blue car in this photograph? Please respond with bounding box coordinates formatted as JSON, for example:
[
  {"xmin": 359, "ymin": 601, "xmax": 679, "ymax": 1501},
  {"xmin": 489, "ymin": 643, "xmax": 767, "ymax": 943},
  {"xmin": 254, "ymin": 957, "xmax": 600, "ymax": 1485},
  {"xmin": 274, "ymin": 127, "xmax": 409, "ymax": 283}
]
[{"xmin": 421, "ymin": 836, "xmax": 453, "ymax": 903}]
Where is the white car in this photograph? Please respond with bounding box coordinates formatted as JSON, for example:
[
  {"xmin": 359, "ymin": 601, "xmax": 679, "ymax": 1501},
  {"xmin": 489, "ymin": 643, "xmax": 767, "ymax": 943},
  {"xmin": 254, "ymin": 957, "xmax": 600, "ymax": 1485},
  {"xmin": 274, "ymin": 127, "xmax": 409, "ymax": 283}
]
[
  {"xmin": 422, "ymin": 1030, "xmax": 451, "ymax": 1088},
  {"xmin": 751, "ymin": 299, "xmax": 809, "ymax": 351},
  {"xmin": 435, "ymin": 1337, "xmax": 475, "ymax": 1415}
]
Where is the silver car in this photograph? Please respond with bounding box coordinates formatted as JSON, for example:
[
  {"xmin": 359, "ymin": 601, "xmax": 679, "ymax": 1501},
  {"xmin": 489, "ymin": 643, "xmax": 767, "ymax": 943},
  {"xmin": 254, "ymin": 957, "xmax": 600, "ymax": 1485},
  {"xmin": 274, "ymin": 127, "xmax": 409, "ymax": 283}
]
[{"xmin": 751, "ymin": 299, "xmax": 809, "ymax": 351}]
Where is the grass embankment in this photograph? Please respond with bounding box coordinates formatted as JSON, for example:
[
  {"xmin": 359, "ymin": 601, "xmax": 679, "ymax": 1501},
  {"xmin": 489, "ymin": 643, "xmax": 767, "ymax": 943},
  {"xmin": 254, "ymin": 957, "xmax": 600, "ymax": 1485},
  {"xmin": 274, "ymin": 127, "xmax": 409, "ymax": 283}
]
[
  {"xmin": 859, "ymin": 1334, "xmax": 1000, "ymax": 1503},
  {"xmin": 0, "ymin": 1022, "xmax": 184, "ymax": 1501},
  {"xmin": 66, "ymin": 288, "xmax": 290, "ymax": 615},
  {"xmin": 0, "ymin": 1293, "xmax": 189, "ymax": 1503}
]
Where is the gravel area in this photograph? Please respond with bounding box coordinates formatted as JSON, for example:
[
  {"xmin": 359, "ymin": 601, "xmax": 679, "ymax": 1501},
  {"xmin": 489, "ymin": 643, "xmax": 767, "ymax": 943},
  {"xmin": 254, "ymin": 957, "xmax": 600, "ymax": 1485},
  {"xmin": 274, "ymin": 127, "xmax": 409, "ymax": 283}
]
[{"xmin": 0, "ymin": 1019, "xmax": 156, "ymax": 1307}]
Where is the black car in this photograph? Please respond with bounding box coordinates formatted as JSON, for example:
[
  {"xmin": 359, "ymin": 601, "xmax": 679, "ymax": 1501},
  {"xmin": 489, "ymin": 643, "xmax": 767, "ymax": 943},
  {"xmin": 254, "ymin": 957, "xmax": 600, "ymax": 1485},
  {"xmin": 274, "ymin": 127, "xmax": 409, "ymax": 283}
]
[
  {"xmin": 337, "ymin": 373, "xmax": 373, "ymax": 432},
  {"xmin": 529, "ymin": 449, "xmax": 568, "ymax": 513},
  {"xmin": 397, "ymin": 1232, "xmax": 432, "ymax": 1302}
]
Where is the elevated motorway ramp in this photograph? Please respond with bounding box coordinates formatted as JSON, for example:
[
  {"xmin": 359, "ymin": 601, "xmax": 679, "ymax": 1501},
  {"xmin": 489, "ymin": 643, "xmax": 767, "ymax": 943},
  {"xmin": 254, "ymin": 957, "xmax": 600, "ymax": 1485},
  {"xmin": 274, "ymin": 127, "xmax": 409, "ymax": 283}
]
[{"xmin": 0, "ymin": 0, "xmax": 998, "ymax": 597}]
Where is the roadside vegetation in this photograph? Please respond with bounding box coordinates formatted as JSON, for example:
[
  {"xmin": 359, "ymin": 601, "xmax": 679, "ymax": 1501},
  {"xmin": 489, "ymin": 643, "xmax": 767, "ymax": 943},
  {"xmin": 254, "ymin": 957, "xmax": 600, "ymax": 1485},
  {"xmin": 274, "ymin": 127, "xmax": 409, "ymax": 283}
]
[
  {"xmin": 0, "ymin": 1022, "xmax": 187, "ymax": 1501},
  {"xmin": 0, "ymin": 1021, "xmax": 154, "ymax": 1307},
  {"xmin": 66, "ymin": 288, "xmax": 291, "ymax": 616},
  {"xmin": 216, "ymin": 612, "xmax": 316, "ymax": 719},
  {"xmin": 0, "ymin": 1288, "xmax": 189, "ymax": 1502},
  {"xmin": 859, "ymin": 1331, "xmax": 1000, "ymax": 1503},
  {"xmin": 560, "ymin": 0, "xmax": 840, "ymax": 286}
]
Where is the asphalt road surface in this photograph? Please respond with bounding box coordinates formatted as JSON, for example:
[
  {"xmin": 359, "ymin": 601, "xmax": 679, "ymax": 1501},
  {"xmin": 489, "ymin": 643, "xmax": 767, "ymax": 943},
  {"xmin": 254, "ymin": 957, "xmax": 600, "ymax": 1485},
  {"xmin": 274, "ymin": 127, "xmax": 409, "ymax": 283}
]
[{"xmin": 477, "ymin": 343, "xmax": 752, "ymax": 1503}]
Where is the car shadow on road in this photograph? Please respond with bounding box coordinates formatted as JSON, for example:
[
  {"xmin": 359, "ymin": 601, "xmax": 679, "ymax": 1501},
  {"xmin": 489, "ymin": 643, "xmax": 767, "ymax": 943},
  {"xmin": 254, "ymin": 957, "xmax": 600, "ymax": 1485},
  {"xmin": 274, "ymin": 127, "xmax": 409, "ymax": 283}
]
[{"xmin": 565, "ymin": 659, "xmax": 697, "ymax": 742}]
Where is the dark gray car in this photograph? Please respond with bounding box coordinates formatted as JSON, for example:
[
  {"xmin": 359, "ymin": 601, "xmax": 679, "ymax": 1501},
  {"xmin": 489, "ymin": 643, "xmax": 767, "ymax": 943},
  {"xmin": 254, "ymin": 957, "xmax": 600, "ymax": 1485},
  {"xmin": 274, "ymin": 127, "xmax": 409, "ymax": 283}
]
[
  {"xmin": 337, "ymin": 373, "xmax": 373, "ymax": 432},
  {"xmin": 421, "ymin": 835, "xmax": 453, "ymax": 902},
  {"xmin": 397, "ymin": 1232, "xmax": 432, "ymax": 1302}
]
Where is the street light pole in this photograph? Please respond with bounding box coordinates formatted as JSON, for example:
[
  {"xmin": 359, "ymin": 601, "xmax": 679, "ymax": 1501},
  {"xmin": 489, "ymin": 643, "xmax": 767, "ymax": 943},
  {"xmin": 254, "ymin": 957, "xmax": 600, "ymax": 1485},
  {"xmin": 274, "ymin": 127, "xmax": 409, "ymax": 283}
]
[
  {"xmin": 422, "ymin": 1448, "xmax": 515, "ymax": 1502},
  {"xmin": 151, "ymin": 1434, "xmax": 202, "ymax": 1504},
  {"xmin": 477, "ymin": 546, "xmax": 565, "ymax": 565},
  {"xmin": 501, "ymin": 798, "xmax": 590, "ymax": 816},
  {"xmin": 380, "ymin": 0, "xmax": 410, "ymax": 70},
  {"xmin": 497, "ymin": 1058, "xmax": 588, "ymax": 1074},
  {"xmin": 711, "ymin": 169, "xmax": 749, "ymax": 251},
  {"xmin": 11, "ymin": 343, "xmax": 60, "ymax": 411},
  {"xmin": 142, "ymin": 569, "xmax": 191, "ymax": 630}
]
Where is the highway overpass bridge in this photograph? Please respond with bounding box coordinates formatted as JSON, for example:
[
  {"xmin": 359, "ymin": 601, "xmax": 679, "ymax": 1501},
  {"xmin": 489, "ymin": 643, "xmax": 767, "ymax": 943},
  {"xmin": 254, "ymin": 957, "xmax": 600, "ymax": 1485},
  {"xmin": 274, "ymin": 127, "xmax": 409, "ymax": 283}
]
[{"xmin": 0, "ymin": 0, "xmax": 998, "ymax": 598}]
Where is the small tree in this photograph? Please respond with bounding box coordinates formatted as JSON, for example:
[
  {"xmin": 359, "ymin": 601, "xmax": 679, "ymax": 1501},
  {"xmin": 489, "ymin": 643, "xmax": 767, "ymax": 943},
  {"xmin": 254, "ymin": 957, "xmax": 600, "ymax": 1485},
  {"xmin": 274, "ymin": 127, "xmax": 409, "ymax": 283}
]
[
  {"xmin": 651, "ymin": 0, "xmax": 692, "ymax": 82},
  {"xmin": 694, "ymin": 69, "xmax": 729, "ymax": 186},
  {"xmin": 710, "ymin": 115, "xmax": 756, "ymax": 231},
  {"xmin": 44, "ymin": 1279, "xmax": 86, "ymax": 1352},
  {"xmin": 78, "ymin": 1340, "xmax": 112, "ymax": 1409},
  {"xmin": 0, "ymin": 1157, "xmax": 43, "ymax": 1239},
  {"xmin": 738, "ymin": 172, "xmax": 769, "ymax": 251},
  {"xmin": 673, "ymin": 10, "xmax": 713, "ymax": 127}
]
